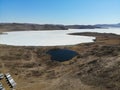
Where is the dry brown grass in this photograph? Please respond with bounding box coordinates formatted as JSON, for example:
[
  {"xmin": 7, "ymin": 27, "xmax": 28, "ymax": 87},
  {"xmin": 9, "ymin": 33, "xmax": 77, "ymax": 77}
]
[{"xmin": 0, "ymin": 32, "xmax": 120, "ymax": 90}]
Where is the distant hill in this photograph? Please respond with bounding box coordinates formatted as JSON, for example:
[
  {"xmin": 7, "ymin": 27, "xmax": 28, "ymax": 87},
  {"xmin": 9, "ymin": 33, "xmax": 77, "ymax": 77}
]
[
  {"xmin": 0, "ymin": 23, "xmax": 67, "ymax": 32},
  {"xmin": 66, "ymin": 25, "xmax": 101, "ymax": 29},
  {"xmin": 0, "ymin": 23, "xmax": 102, "ymax": 32},
  {"xmin": 95, "ymin": 23, "xmax": 120, "ymax": 28},
  {"xmin": 0, "ymin": 23, "xmax": 120, "ymax": 32}
]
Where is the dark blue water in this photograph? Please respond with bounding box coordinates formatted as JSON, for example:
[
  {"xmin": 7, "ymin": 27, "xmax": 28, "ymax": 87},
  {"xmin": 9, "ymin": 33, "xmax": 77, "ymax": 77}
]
[{"xmin": 47, "ymin": 49, "xmax": 78, "ymax": 62}]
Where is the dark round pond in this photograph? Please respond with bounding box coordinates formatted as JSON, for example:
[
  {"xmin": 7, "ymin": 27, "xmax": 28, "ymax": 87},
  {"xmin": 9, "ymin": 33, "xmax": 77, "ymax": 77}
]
[{"xmin": 47, "ymin": 49, "xmax": 78, "ymax": 62}]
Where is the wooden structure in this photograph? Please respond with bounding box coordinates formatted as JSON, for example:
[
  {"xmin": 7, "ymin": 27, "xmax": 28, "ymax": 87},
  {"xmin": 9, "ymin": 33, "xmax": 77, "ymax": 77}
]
[
  {"xmin": 0, "ymin": 82, "xmax": 5, "ymax": 90},
  {"xmin": 5, "ymin": 73, "xmax": 16, "ymax": 88}
]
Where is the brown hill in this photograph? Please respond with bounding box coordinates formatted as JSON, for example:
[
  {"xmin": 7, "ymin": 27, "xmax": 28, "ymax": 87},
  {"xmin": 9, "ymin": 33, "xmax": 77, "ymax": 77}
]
[{"xmin": 0, "ymin": 23, "xmax": 67, "ymax": 32}]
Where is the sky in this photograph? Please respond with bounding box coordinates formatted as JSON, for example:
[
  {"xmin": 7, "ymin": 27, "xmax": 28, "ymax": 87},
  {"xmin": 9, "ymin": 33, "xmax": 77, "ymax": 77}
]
[{"xmin": 0, "ymin": 0, "xmax": 120, "ymax": 25}]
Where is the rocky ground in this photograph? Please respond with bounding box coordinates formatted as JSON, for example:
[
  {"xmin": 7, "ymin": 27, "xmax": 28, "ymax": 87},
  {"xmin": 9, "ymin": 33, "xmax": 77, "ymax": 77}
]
[{"xmin": 0, "ymin": 32, "xmax": 120, "ymax": 90}]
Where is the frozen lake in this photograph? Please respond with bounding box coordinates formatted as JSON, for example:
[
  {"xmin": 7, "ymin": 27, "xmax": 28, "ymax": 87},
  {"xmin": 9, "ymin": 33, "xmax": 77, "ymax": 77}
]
[{"xmin": 0, "ymin": 28, "xmax": 119, "ymax": 46}]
